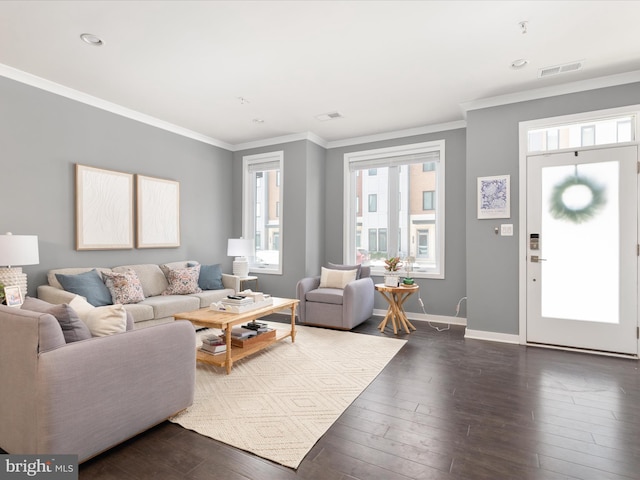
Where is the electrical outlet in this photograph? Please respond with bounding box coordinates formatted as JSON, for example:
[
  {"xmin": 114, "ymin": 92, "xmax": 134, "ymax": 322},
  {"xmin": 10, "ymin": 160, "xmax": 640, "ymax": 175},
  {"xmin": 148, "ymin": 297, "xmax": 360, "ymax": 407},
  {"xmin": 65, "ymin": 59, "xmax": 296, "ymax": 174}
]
[{"xmin": 500, "ymin": 224, "xmax": 514, "ymax": 236}]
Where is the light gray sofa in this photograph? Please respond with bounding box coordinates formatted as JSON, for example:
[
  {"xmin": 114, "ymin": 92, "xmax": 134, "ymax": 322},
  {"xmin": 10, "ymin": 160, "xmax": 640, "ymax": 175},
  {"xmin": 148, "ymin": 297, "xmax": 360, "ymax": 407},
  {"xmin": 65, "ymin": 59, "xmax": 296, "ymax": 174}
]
[
  {"xmin": 296, "ymin": 264, "xmax": 374, "ymax": 330},
  {"xmin": 0, "ymin": 303, "xmax": 196, "ymax": 463},
  {"xmin": 37, "ymin": 261, "xmax": 236, "ymax": 329}
]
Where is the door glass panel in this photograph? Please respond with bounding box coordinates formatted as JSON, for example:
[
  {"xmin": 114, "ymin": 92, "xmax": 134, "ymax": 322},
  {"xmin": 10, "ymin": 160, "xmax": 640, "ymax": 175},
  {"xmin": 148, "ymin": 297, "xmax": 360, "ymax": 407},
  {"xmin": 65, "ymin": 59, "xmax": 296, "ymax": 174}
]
[{"xmin": 540, "ymin": 161, "xmax": 619, "ymax": 323}]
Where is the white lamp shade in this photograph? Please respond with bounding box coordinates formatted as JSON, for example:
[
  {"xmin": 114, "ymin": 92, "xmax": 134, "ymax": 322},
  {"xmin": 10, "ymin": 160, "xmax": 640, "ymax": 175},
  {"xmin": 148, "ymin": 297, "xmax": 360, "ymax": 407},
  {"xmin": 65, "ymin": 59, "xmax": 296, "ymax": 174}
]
[
  {"xmin": 0, "ymin": 234, "xmax": 39, "ymax": 267},
  {"xmin": 227, "ymin": 238, "xmax": 253, "ymax": 258}
]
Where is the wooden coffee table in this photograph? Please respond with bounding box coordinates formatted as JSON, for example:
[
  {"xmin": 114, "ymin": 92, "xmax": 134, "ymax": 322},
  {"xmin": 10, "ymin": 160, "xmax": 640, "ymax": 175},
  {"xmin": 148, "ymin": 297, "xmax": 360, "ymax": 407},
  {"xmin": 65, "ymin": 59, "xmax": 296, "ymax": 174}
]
[{"xmin": 175, "ymin": 297, "xmax": 299, "ymax": 374}]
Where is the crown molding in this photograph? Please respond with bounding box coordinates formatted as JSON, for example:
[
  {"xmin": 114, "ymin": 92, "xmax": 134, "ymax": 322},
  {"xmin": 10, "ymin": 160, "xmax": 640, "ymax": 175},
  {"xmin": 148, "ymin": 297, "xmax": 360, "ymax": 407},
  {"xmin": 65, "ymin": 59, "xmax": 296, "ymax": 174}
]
[
  {"xmin": 0, "ymin": 63, "xmax": 234, "ymax": 151},
  {"xmin": 460, "ymin": 69, "xmax": 640, "ymax": 114},
  {"xmin": 232, "ymin": 131, "xmax": 328, "ymax": 152}
]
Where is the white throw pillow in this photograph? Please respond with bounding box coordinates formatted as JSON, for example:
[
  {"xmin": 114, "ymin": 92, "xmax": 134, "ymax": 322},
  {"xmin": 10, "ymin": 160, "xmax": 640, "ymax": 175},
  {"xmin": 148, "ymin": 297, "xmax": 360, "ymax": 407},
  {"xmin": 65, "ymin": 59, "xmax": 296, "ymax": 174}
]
[
  {"xmin": 70, "ymin": 296, "xmax": 127, "ymax": 337},
  {"xmin": 319, "ymin": 267, "xmax": 358, "ymax": 289}
]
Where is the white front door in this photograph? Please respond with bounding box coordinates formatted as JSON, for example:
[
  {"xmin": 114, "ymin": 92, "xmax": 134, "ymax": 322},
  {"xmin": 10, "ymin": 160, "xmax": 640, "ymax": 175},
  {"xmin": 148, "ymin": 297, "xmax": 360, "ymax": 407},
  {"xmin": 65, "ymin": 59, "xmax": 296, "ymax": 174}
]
[{"xmin": 526, "ymin": 145, "xmax": 638, "ymax": 355}]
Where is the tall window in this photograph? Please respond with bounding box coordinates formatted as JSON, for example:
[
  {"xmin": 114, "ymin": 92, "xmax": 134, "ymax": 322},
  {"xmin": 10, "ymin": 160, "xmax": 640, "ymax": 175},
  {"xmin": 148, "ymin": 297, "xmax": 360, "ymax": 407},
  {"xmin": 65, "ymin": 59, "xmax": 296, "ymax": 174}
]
[
  {"xmin": 344, "ymin": 140, "xmax": 445, "ymax": 278},
  {"xmin": 368, "ymin": 194, "xmax": 377, "ymax": 212},
  {"xmin": 243, "ymin": 151, "xmax": 283, "ymax": 274}
]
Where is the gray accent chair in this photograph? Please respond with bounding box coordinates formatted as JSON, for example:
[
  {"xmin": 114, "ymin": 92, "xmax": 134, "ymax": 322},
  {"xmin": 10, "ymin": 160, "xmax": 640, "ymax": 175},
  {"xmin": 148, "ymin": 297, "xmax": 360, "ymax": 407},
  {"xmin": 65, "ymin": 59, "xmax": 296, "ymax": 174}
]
[
  {"xmin": 296, "ymin": 264, "xmax": 374, "ymax": 330},
  {"xmin": 0, "ymin": 304, "xmax": 196, "ymax": 463}
]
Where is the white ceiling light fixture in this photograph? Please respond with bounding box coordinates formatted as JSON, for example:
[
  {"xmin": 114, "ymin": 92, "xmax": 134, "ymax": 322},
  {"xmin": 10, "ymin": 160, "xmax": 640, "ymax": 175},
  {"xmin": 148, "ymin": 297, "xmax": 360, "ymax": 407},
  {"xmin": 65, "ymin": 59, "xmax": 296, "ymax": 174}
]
[
  {"xmin": 315, "ymin": 111, "xmax": 344, "ymax": 122},
  {"xmin": 80, "ymin": 33, "xmax": 103, "ymax": 46},
  {"xmin": 511, "ymin": 58, "xmax": 528, "ymax": 70},
  {"xmin": 252, "ymin": 118, "xmax": 264, "ymax": 124}
]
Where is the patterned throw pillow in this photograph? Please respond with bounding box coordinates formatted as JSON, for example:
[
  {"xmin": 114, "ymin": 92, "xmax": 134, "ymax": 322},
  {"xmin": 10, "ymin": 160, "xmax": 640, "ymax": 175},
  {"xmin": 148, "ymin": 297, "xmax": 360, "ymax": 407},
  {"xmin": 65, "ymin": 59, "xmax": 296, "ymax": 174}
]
[
  {"xmin": 102, "ymin": 269, "xmax": 145, "ymax": 305},
  {"xmin": 162, "ymin": 264, "xmax": 202, "ymax": 295}
]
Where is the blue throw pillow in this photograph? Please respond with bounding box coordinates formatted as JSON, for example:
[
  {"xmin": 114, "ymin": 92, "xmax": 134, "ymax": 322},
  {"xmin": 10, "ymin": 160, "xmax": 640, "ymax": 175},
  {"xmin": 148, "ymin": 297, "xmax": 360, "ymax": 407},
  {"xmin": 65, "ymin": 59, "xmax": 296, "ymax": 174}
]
[
  {"xmin": 55, "ymin": 269, "xmax": 113, "ymax": 306},
  {"xmin": 188, "ymin": 262, "xmax": 223, "ymax": 290}
]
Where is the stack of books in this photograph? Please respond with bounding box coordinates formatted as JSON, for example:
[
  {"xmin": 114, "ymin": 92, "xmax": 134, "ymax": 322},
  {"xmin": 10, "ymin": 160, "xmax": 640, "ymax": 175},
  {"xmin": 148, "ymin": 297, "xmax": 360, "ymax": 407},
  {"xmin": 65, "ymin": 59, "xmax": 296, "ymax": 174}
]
[
  {"xmin": 243, "ymin": 321, "xmax": 270, "ymax": 333},
  {"xmin": 228, "ymin": 326, "xmax": 257, "ymax": 339},
  {"xmin": 220, "ymin": 296, "xmax": 253, "ymax": 308},
  {"xmin": 200, "ymin": 334, "xmax": 226, "ymax": 355}
]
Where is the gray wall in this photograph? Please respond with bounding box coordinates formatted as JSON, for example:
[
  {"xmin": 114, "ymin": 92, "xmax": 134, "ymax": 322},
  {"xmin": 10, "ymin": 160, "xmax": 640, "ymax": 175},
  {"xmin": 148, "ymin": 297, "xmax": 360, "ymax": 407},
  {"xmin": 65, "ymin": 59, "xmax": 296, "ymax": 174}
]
[
  {"xmin": 466, "ymin": 81, "xmax": 640, "ymax": 335},
  {"xmin": 0, "ymin": 76, "xmax": 234, "ymax": 297},
  {"xmin": 324, "ymin": 128, "xmax": 468, "ymax": 317}
]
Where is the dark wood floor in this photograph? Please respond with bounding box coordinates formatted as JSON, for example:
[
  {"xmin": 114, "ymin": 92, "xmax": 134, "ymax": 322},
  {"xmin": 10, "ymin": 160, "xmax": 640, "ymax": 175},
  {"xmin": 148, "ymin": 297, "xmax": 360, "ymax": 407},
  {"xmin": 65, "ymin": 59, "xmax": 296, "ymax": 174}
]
[{"xmin": 51, "ymin": 317, "xmax": 640, "ymax": 479}]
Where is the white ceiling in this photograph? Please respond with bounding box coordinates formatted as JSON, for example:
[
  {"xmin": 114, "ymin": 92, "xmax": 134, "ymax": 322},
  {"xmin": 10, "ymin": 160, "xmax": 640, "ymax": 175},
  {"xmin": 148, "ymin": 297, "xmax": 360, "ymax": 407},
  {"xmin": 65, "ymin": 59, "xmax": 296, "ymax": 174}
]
[{"xmin": 1, "ymin": 1, "xmax": 640, "ymax": 148}]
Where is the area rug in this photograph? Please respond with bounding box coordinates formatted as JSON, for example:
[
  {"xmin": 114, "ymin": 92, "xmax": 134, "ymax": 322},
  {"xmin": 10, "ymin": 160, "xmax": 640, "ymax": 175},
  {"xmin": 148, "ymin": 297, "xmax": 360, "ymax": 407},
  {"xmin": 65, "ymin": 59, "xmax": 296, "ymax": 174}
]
[{"xmin": 169, "ymin": 322, "xmax": 406, "ymax": 469}]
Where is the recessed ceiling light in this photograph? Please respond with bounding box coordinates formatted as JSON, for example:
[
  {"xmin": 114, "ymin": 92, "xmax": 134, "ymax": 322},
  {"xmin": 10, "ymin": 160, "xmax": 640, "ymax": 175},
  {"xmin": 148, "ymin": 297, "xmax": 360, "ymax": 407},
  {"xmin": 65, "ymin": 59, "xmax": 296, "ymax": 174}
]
[
  {"xmin": 315, "ymin": 112, "xmax": 344, "ymax": 121},
  {"xmin": 252, "ymin": 118, "xmax": 265, "ymax": 124},
  {"xmin": 511, "ymin": 59, "xmax": 528, "ymax": 69},
  {"xmin": 80, "ymin": 33, "xmax": 103, "ymax": 46}
]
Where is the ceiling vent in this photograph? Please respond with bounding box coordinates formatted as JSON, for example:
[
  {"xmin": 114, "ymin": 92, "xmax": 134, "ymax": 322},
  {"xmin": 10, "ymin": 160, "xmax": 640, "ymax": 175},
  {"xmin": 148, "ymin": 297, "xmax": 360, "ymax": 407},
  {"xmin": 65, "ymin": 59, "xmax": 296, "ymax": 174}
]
[
  {"xmin": 315, "ymin": 112, "xmax": 344, "ymax": 121},
  {"xmin": 538, "ymin": 60, "xmax": 584, "ymax": 78}
]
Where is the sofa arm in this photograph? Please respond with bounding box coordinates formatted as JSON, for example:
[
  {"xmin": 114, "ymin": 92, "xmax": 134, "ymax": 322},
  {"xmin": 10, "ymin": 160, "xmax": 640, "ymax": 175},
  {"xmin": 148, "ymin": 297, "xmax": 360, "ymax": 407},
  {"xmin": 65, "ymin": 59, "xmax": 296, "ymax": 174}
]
[
  {"xmin": 296, "ymin": 276, "xmax": 321, "ymax": 324},
  {"xmin": 221, "ymin": 273, "xmax": 236, "ymax": 292},
  {"xmin": 343, "ymin": 277, "xmax": 375, "ymax": 327},
  {"xmin": 35, "ymin": 320, "xmax": 196, "ymax": 462},
  {"xmin": 37, "ymin": 285, "xmax": 77, "ymax": 304}
]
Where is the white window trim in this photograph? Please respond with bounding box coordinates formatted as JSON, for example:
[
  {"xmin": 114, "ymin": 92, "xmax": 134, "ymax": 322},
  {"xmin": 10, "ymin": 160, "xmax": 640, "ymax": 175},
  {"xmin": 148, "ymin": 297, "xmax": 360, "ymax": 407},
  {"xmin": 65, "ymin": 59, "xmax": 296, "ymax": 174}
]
[
  {"xmin": 242, "ymin": 150, "xmax": 284, "ymax": 275},
  {"xmin": 343, "ymin": 140, "xmax": 446, "ymax": 279}
]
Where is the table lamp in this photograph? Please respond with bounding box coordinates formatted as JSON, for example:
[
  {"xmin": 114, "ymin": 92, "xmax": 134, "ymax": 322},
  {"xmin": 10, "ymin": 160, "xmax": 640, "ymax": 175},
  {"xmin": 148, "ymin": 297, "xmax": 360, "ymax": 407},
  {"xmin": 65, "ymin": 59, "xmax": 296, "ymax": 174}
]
[
  {"xmin": 227, "ymin": 238, "xmax": 253, "ymax": 277},
  {"xmin": 0, "ymin": 232, "xmax": 40, "ymax": 299}
]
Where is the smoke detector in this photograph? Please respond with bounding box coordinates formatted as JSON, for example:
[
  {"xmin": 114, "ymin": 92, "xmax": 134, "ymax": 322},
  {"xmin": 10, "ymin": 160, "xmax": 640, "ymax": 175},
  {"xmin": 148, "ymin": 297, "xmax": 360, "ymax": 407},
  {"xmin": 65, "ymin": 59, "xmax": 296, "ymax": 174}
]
[
  {"xmin": 315, "ymin": 112, "xmax": 344, "ymax": 121},
  {"xmin": 538, "ymin": 60, "xmax": 585, "ymax": 78}
]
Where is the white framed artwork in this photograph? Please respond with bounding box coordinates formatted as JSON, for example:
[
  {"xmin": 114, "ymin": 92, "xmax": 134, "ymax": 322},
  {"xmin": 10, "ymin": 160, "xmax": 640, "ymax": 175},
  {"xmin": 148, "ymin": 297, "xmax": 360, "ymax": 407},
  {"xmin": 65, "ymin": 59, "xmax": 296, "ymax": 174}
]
[
  {"xmin": 136, "ymin": 175, "xmax": 180, "ymax": 248},
  {"xmin": 477, "ymin": 174, "xmax": 511, "ymax": 219},
  {"xmin": 76, "ymin": 164, "xmax": 134, "ymax": 250}
]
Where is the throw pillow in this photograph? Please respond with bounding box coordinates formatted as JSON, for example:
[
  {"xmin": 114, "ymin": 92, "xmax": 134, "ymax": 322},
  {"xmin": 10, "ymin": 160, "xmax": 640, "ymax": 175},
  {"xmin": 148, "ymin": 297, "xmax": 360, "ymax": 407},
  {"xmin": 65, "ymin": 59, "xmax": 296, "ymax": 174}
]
[
  {"xmin": 319, "ymin": 267, "xmax": 358, "ymax": 289},
  {"xmin": 102, "ymin": 269, "xmax": 145, "ymax": 304},
  {"xmin": 162, "ymin": 264, "xmax": 202, "ymax": 295},
  {"xmin": 21, "ymin": 296, "xmax": 91, "ymax": 343},
  {"xmin": 82, "ymin": 304, "xmax": 128, "ymax": 337},
  {"xmin": 328, "ymin": 262, "xmax": 362, "ymax": 280},
  {"xmin": 55, "ymin": 269, "xmax": 113, "ymax": 307},
  {"xmin": 188, "ymin": 262, "xmax": 223, "ymax": 290}
]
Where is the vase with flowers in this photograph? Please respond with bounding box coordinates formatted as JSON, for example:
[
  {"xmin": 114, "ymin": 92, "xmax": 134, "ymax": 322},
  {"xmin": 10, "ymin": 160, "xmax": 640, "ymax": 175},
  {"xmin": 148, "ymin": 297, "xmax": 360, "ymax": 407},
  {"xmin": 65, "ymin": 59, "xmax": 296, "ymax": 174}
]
[{"xmin": 383, "ymin": 256, "xmax": 402, "ymax": 287}]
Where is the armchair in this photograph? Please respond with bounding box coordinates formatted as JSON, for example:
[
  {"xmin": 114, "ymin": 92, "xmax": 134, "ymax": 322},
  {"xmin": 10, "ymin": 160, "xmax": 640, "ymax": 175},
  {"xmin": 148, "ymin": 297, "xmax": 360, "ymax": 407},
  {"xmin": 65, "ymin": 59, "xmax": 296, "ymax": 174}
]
[
  {"xmin": 0, "ymin": 304, "xmax": 196, "ymax": 463},
  {"xmin": 296, "ymin": 264, "xmax": 374, "ymax": 330}
]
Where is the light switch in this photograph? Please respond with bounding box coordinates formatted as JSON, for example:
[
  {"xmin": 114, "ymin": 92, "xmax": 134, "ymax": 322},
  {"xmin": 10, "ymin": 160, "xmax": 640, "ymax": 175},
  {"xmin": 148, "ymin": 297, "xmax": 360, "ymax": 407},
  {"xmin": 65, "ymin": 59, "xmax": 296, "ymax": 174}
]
[{"xmin": 500, "ymin": 224, "xmax": 513, "ymax": 236}]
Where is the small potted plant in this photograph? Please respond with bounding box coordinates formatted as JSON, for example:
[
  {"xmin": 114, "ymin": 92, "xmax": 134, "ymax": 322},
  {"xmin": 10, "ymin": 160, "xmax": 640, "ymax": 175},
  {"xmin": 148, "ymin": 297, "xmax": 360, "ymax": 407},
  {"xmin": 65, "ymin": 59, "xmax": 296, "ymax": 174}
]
[
  {"xmin": 384, "ymin": 257, "xmax": 402, "ymax": 287},
  {"xmin": 403, "ymin": 256, "xmax": 415, "ymax": 285}
]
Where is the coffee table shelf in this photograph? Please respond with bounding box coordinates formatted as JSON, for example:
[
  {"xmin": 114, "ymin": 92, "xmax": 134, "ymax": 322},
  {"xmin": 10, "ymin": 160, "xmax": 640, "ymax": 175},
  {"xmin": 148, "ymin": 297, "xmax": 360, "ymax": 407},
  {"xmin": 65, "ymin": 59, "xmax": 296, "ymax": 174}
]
[{"xmin": 175, "ymin": 297, "xmax": 299, "ymax": 374}]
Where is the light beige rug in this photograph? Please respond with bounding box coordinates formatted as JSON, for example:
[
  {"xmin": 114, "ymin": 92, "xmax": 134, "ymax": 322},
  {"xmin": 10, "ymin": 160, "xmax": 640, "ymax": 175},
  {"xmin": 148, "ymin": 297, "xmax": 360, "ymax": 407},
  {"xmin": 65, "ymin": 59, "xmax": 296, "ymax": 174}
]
[{"xmin": 169, "ymin": 322, "xmax": 406, "ymax": 469}]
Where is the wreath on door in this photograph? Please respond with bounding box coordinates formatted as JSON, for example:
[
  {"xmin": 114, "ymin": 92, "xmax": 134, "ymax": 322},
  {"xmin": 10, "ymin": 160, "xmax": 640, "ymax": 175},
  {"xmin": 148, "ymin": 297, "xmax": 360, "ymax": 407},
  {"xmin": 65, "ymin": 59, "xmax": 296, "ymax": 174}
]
[{"xmin": 549, "ymin": 171, "xmax": 606, "ymax": 224}]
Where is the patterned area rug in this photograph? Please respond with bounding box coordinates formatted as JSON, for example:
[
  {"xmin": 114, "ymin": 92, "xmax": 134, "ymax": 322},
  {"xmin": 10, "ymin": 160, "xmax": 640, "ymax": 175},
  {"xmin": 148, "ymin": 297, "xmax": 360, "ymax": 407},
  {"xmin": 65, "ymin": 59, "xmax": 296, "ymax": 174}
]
[{"xmin": 169, "ymin": 322, "xmax": 406, "ymax": 469}]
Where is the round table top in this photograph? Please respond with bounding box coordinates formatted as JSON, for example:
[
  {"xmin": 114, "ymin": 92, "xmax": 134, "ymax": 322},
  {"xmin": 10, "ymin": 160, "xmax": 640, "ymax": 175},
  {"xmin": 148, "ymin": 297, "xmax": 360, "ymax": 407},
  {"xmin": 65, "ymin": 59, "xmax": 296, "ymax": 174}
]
[{"xmin": 374, "ymin": 283, "xmax": 419, "ymax": 292}]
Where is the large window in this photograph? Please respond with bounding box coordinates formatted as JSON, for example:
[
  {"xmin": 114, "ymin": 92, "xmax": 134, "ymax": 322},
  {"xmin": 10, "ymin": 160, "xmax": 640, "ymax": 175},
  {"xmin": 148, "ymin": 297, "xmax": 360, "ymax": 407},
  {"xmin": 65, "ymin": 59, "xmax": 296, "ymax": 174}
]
[
  {"xmin": 243, "ymin": 151, "xmax": 283, "ymax": 274},
  {"xmin": 344, "ymin": 140, "xmax": 445, "ymax": 278}
]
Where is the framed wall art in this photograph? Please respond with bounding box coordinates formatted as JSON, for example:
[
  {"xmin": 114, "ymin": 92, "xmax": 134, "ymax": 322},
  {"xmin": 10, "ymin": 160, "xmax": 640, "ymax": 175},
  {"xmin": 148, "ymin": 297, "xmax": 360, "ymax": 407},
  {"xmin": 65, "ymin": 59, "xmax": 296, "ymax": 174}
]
[
  {"xmin": 136, "ymin": 175, "xmax": 180, "ymax": 248},
  {"xmin": 76, "ymin": 164, "xmax": 134, "ymax": 250},
  {"xmin": 477, "ymin": 174, "xmax": 511, "ymax": 219}
]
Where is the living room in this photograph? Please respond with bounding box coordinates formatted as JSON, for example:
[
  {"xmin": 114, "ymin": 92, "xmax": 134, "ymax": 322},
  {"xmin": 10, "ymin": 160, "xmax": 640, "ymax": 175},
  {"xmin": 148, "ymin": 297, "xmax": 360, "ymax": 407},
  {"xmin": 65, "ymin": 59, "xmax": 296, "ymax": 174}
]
[{"xmin": 1, "ymin": 1, "xmax": 640, "ymax": 479}]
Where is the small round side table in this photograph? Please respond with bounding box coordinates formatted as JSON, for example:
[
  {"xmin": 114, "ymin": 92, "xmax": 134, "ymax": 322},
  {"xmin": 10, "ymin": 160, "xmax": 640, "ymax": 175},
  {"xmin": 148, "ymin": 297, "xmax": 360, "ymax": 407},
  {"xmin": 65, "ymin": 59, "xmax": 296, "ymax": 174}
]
[{"xmin": 374, "ymin": 283, "xmax": 419, "ymax": 334}]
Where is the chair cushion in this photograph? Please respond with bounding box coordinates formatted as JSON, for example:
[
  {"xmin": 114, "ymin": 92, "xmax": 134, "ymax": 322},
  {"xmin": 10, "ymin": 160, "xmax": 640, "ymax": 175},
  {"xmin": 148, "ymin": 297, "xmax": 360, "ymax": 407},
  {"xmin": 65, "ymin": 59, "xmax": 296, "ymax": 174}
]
[
  {"xmin": 306, "ymin": 288, "xmax": 345, "ymax": 305},
  {"xmin": 319, "ymin": 267, "xmax": 357, "ymax": 289},
  {"xmin": 21, "ymin": 296, "xmax": 91, "ymax": 343},
  {"xmin": 55, "ymin": 269, "xmax": 113, "ymax": 307}
]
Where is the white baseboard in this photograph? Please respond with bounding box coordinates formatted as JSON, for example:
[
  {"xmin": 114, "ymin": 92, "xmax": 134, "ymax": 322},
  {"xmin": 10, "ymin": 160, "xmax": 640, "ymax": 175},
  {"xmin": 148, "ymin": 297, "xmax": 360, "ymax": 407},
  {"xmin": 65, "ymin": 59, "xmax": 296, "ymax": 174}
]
[
  {"xmin": 372, "ymin": 308, "xmax": 467, "ymax": 326},
  {"xmin": 464, "ymin": 329, "xmax": 520, "ymax": 344}
]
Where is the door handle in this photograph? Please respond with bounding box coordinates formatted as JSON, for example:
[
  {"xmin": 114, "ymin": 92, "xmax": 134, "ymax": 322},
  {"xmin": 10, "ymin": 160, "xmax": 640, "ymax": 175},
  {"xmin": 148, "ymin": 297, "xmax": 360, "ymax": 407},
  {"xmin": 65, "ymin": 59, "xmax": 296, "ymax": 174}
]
[{"xmin": 530, "ymin": 255, "xmax": 547, "ymax": 263}]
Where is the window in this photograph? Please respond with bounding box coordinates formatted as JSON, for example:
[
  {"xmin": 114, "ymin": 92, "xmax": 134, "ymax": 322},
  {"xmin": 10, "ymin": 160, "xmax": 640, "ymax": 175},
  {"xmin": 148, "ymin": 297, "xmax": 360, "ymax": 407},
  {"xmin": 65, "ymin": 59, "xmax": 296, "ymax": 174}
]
[
  {"xmin": 344, "ymin": 140, "xmax": 445, "ymax": 278},
  {"xmin": 368, "ymin": 168, "xmax": 377, "ymax": 176},
  {"xmin": 581, "ymin": 125, "xmax": 595, "ymax": 146},
  {"xmin": 422, "ymin": 191, "xmax": 435, "ymax": 210},
  {"xmin": 368, "ymin": 194, "xmax": 377, "ymax": 212},
  {"xmin": 243, "ymin": 151, "xmax": 283, "ymax": 274}
]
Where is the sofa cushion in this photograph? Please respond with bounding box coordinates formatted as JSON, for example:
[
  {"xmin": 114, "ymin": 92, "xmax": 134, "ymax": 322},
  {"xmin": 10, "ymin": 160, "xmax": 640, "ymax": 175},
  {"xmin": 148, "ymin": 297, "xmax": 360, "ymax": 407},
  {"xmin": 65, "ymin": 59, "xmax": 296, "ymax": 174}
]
[
  {"xmin": 70, "ymin": 295, "xmax": 135, "ymax": 331},
  {"xmin": 112, "ymin": 264, "xmax": 168, "ymax": 298},
  {"xmin": 162, "ymin": 265, "xmax": 202, "ymax": 295},
  {"xmin": 47, "ymin": 267, "xmax": 112, "ymax": 290},
  {"xmin": 306, "ymin": 288, "xmax": 345, "ymax": 305},
  {"xmin": 82, "ymin": 304, "xmax": 128, "ymax": 337},
  {"xmin": 139, "ymin": 295, "xmax": 200, "ymax": 319},
  {"xmin": 102, "ymin": 269, "xmax": 145, "ymax": 304},
  {"xmin": 22, "ymin": 296, "xmax": 91, "ymax": 343},
  {"xmin": 328, "ymin": 262, "xmax": 362, "ymax": 280},
  {"xmin": 55, "ymin": 269, "xmax": 113, "ymax": 307},
  {"xmin": 319, "ymin": 267, "xmax": 357, "ymax": 289},
  {"xmin": 122, "ymin": 303, "xmax": 155, "ymax": 323},
  {"xmin": 189, "ymin": 288, "xmax": 235, "ymax": 308},
  {"xmin": 188, "ymin": 262, "xmax": 223, "ymax": 290}
]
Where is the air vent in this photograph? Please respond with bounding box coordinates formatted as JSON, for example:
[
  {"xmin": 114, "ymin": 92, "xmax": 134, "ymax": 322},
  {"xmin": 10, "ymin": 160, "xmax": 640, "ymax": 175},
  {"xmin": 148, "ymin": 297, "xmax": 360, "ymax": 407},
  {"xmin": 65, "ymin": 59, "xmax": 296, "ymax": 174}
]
[
  {"xmin": 538, "ymin": 60, "xmax": 584, "ymax": 78},
  {"xmin": 315, "ymin": 112, "xmax": 344, "ymax": 121}
]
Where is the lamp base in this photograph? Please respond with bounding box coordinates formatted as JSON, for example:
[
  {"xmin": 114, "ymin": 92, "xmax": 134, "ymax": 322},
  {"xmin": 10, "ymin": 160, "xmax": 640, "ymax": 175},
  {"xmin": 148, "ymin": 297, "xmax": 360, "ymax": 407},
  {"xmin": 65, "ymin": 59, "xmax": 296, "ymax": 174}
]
[
  {"xmin": 0, "ymin": 267, "xmax": 28, "ymax": 299},
  {"xmin": 232, "ymin": 257, "xmax": 249, "ymax": 277}
]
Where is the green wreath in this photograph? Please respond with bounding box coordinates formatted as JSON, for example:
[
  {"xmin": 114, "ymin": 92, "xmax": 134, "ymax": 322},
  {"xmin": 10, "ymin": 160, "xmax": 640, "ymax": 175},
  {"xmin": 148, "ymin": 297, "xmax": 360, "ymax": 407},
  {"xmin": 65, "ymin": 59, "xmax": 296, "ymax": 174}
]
[{"xmin": 549, "ymin": 175, "xmax": 606, "ymax": 224}]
